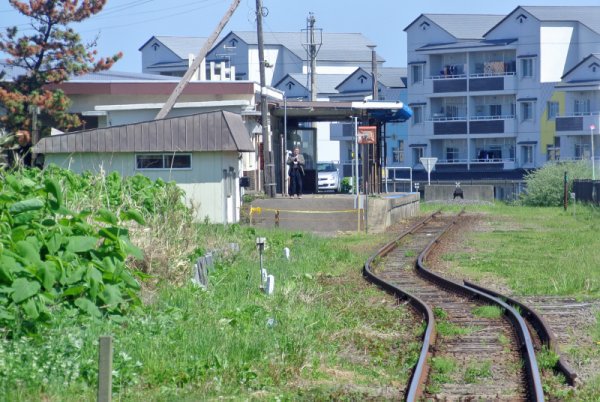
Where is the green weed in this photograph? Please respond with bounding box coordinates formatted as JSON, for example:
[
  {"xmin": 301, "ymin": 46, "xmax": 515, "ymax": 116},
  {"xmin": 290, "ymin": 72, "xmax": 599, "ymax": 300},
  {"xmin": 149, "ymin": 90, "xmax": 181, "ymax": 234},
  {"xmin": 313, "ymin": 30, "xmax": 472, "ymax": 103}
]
[
  {"xmin": 472, "ymin": 305, "xmax": 504, "ymax": 319},
  {"xmin": 464, "ymin": 360, "xmax": 492, "ymax": 383}
]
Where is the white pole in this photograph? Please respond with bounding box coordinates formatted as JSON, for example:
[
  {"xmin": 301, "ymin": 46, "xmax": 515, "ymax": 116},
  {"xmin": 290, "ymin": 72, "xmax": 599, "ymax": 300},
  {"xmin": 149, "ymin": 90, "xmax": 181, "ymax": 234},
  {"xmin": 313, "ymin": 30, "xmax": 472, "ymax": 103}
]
[
  {"xmin": 354, "ymin": 117, "xmax": 359, "ymax": 197},
  {"xmin": 591, "ymin": 124, "xmax": 596, "ymax": 180}
]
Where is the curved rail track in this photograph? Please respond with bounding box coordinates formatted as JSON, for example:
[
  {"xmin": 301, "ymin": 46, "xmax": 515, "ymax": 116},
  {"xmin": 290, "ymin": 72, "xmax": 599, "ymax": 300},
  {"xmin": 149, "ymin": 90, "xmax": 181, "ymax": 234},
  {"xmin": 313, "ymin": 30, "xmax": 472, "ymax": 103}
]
[{"xmin": 363, "ymin": 210, "xmax": 576, "ymax": 401}]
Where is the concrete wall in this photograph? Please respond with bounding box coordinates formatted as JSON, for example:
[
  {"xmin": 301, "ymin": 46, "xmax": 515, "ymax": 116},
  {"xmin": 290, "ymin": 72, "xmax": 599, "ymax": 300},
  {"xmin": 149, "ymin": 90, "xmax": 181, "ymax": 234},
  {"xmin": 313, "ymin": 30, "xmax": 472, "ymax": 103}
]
[
  {"xmin": 423, "ymin": 185, "xmax": 494, "ymax": 202},
  {"xmin": 367, "ymin": 193, "xmax": 420, "ymax": 233}
]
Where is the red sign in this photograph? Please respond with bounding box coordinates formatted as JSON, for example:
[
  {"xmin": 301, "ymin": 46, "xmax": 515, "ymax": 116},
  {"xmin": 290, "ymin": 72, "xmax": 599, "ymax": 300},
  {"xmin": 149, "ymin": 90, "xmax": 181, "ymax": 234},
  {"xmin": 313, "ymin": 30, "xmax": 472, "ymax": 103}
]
[{"xmin": 358, "ymin": 126, "xmax": 377, "ymax": 144}]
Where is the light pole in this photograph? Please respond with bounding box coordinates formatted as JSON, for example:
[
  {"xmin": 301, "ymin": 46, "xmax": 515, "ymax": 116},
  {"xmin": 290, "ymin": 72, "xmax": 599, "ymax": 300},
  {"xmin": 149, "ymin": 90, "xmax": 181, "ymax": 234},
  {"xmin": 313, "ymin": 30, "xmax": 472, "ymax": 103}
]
[{"xmin": 591, "ymin": 124, "xmax": 596, "ymax": 180}]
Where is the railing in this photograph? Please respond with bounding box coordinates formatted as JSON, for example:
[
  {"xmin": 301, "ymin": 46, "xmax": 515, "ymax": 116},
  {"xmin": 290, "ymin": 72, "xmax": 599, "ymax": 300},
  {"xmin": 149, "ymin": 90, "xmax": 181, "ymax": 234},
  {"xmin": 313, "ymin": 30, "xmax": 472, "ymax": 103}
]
[
  {"xmin": 430, "ymin": 115, "xmax": 467, "ymax": 122},
  {"xmin": 469, "ymin": 71, "xmax": 516, "ymax": 78},
  {"xmin": 430, "ymin": 114, "xmax": 515, "ymax": 122},
  {"xmin": 435, "ymin": 158, "xmax": 515, "ymax": 164},
  {"xmin": 430, "ymin": 73, "xmax": 467, "ymax": 80},
  {"xmin": 470, "ymin": 114, "xmax": 515, "ymax": 120}
]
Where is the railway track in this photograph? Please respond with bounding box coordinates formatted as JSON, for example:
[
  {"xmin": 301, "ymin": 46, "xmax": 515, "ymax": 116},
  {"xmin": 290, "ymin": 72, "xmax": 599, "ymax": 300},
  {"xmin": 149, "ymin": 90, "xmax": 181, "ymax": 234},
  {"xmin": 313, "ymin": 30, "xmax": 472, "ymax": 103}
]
[{"xmin": 363, "ymin": 210, "xmax": 575, "ymax": 401}]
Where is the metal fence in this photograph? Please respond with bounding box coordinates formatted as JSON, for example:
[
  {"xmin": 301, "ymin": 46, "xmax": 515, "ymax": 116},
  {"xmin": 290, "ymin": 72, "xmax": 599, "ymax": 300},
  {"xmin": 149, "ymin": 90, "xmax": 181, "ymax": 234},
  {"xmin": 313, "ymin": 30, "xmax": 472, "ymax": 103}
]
[{"xmin": 573, "ymin": 180, "xmax": 600, "ymax": 204}]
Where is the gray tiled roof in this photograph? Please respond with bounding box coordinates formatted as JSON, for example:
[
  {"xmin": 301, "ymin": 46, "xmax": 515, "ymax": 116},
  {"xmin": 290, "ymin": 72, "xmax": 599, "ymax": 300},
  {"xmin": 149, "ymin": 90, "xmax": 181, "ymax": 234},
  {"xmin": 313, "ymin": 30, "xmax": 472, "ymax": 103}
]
[
  {"xmin": 283, "ymin": 73, "xmax": 348, "ymax": 94},
  {"xmin": 142, "ymin": 36, "xmax": 208, "ymax": 59},
  {"xmin": 229, "ymin": 31, "xmax": 385, "ymax": 63},
  {"xmin": 519, "ymin": 6, "xmax": 600, "ymax": 35},
  {"xmin": 419, "ymin": 14, "xmax": 505, "ymax": 39},
  {"xmin": 377, "ymin": 67, "xmax": 407, "ymax": 88},
  {"xmin": 34, "ymin": 110, "xmax": 254, "ymax": 154}
]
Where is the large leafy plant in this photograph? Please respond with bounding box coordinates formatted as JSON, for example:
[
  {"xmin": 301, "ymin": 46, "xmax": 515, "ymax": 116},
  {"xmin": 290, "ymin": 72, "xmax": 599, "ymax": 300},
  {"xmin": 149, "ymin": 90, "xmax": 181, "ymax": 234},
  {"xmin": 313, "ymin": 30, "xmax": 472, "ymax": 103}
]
[{"xmin": 0, "ymin": 169, "xmax": 146, "ymax": 333}]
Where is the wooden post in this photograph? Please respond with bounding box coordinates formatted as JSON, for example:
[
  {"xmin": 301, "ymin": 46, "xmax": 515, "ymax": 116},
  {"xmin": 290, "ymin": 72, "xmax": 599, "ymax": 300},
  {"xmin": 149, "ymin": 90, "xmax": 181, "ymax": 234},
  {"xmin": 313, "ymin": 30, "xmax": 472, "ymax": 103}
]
[{"xmin": 97, "ymin": 336, "xmax": 113, "ymax": 402}]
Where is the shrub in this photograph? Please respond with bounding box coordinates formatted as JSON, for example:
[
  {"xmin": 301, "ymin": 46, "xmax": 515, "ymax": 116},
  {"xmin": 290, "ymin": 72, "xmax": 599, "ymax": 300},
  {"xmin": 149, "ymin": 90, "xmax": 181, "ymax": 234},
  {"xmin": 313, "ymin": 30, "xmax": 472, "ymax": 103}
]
[
  {"xmin": 340, "ymin": 177, "xmax": 353, "ymax": 193},
  {"xmin": 0, "ymin": 167, "xmax": 186, "ymax": 334},
  {"xmin": 521, "ymin": 161, "xmax": 590, "ymax": 206}
]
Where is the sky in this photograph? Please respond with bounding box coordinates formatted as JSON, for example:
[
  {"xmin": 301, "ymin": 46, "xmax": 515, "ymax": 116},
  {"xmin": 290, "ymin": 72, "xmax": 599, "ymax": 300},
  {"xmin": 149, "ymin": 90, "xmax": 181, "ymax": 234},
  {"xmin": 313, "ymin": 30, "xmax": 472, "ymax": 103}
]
[{"xmin": 2, "ymin": 0, "xmax": 600, "ymax": 73}]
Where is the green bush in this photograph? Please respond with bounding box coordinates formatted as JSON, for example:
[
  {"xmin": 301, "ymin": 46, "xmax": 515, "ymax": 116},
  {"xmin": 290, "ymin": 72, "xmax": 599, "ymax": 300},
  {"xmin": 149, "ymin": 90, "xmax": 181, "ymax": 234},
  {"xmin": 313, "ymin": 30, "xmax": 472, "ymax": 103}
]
[
  {"xmin": 521, "ymin": 161, "xmax": 590, "ymax": 206},
  {"xmin": 340, "ymin": 177, "xmax": 352, "ymax": 193},
  {"xmin": 0, "ymin": 167, "xmax": 187, "ymax": 334}
]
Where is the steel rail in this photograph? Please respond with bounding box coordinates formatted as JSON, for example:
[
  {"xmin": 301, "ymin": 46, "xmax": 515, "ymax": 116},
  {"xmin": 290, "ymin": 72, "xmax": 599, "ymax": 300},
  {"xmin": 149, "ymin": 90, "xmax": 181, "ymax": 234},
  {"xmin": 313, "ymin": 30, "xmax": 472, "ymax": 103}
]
[
  {"xmin": 363, "ymin": 210, "xmax": 441, "ymax": 402},
  {"xmin": 414, "ymin": 210, "xmax": 545, "ymax": 402},
  {"xmin": 464, "ymin": 281, "xmax": 578, "ymax": 386}
]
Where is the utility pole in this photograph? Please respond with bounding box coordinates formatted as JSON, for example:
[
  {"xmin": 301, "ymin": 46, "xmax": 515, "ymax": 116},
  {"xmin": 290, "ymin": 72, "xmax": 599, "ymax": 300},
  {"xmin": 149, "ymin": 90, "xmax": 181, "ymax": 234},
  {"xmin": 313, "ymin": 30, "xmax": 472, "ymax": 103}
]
[
  {"xmin": 303, "ymin": 14, "xmax": 322, "ymax": 101},
  {"xmin": 155, "ymin": 0, "xmax": 240, "ymax": 120},
  {"xmin": 256, "ymin": 0, "xmax": 275, "ymax": 197},
  {"xmin": 308, "ymin": 14, "xmax": 317, "ymax": 101}
]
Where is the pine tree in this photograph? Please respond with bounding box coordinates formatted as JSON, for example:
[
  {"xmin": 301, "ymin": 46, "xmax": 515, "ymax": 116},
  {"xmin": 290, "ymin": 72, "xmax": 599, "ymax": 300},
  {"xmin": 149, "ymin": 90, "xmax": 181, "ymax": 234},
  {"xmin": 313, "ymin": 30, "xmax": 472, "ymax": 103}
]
[{"xmin": 0, "ymin": 0, "xmax": 122, "ymax": 136}]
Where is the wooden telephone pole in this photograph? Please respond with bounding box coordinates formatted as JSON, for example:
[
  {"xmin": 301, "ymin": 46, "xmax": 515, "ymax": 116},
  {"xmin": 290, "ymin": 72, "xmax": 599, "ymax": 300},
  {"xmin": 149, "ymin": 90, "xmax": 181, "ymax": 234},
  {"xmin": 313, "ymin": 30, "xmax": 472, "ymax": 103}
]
[
  {"xmin": 256, "ymin": 0, "xmax": 276, "ymax": 197},
  {"xmin": 154, "ymin": 0, "xmax": 240, "ymax": 120}
]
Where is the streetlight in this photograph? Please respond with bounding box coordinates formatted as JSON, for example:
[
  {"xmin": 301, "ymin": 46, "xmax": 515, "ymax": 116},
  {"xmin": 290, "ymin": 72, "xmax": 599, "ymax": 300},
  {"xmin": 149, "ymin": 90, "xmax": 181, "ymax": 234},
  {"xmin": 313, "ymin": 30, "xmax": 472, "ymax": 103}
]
[{"xmin": 591, "ymin": 124, "xmax": 596, "ymax": 180}]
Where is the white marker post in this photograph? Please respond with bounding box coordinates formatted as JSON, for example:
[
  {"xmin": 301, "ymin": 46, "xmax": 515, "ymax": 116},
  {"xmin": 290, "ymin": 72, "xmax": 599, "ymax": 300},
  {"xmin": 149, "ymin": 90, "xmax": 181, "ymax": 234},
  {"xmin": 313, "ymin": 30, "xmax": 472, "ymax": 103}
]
[{"xmin": 420, "ymin": 157, "xmax": 438, "ymax": 186}]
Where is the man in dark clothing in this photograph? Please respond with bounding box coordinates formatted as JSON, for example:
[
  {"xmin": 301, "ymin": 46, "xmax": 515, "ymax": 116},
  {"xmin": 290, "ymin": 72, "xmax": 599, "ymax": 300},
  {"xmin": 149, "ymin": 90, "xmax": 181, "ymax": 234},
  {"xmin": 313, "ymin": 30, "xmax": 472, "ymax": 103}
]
[{"xmin": 286, "ymin": 147, "xmax": 305, "ymax": 198}]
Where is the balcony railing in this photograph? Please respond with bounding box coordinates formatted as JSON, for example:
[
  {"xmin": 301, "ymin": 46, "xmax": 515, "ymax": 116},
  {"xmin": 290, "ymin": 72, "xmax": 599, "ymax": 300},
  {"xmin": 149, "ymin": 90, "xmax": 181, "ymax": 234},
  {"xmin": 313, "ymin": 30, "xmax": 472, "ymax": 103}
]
[{"xmin": 429, "ymin": 114, "xmax": 514, "ymax": 122}]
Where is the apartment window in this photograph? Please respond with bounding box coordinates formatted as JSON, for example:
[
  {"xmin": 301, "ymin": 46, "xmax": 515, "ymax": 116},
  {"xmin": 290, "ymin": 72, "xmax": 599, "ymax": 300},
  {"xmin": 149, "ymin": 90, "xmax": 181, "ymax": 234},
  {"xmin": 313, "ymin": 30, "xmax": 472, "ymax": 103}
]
[
  {"xmin": 136, "ymin": 154, "xmax": 192, "ymax": 170},
  {"xmin": 575, "ymin": 143, "xmax": 590, "ymax": 159},
  {"xmin": 490, "ymin": 104, "xmax": 502, "ymax": 117},
  {"xmin": 574, "ymin": 99, "xmax": 591, "ymax": 116},
  {"xmin": 413, "ymin": 147, "xmax": 424, "ymax": 166},
  {"xmin": 521, "ymin": 58, "xmax": 534, "ymax": 78},
  {"xmin": 446, "ymin": 147, "xmax": 459, "ymax": 162},
  {"xmin": 412, "ymin": 106, "xmax": 423, "ymax": 124},
  {"xmin": 392, "ymin": 140, "xmax": 404, "ymax": 163},
  {"xmin": 521, "ymin": 102, "xmax": 534, "ymax": 122},
  {"xmin": 411, "ymin": 64, "xmax": 423, "ymax": 84},
  {"xmin": 522, "ymin": 145, "xmax": 534, "ymax": 165},
  {"xmin": 547, "ymin": 101, "xmax": 559, "ymax": 120}
]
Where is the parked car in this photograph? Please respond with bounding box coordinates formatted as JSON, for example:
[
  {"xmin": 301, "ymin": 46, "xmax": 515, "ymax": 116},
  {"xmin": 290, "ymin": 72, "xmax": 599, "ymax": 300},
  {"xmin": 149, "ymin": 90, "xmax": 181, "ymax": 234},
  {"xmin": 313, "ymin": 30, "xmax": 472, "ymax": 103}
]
[{"xmin": 317, "ymin": 162, "xmax": 341, "ymax": 192}]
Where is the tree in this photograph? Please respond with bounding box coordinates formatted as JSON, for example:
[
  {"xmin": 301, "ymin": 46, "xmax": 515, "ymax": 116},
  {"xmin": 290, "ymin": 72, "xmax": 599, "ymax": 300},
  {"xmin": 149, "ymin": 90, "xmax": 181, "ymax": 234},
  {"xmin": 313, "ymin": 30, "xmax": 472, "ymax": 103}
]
[
  {"xmin": 521, "ymin": 161, "xmax": 590, "ymax": 207},
  {"xmin": 0, "ymin": 0, "xmax": 122, "ymax": 137}
]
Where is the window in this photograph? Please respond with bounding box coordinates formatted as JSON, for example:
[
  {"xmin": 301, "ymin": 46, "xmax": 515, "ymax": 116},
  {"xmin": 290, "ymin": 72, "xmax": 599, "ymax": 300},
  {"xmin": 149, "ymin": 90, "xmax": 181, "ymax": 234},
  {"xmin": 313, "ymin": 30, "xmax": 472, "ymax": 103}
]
[
  {"xmin": 392, "ymin": 140, "xmax": 404, "ymax": 163},
  {"xmin": 446, "ymin": 147, "xmax": 459, "ymax": 162},
  {"xmin": 411, "ymin": 64, "xmax": 423, "ymax": 85},
  {"xmin": 574, "ymin": 99, "xmax": 591, "ymax": 116},
  {"xmin": 521, "ymin": 102, "xmax": 534, "ymax": 122},
  {"xmin": 521, "ymin": 58, "xmax": 533, "ymax": 78},
  {"xmin": 136, "ymin": 154, "xmax": 192, "ymax": 170},
  {"xmin": 413, "ymin": 147, "xmax": 424, "ymax": 166},
  {"xmin": 522, "ymin": 145, "xmax": 534, "ymax": 165},
  {"xmin": 547, "ymin": 101, "xmax": 559, "ymax": 120},
  {"xmin": 575, "ymin": 143, "xmax": 590, "ymax": 159},
  {"xmin": 412, "ymin": 106, "xmax": 423, "ymax": 124},
  {"xmin": 490, "ymin": 104, "xmax": 502, "ymax": 117}
]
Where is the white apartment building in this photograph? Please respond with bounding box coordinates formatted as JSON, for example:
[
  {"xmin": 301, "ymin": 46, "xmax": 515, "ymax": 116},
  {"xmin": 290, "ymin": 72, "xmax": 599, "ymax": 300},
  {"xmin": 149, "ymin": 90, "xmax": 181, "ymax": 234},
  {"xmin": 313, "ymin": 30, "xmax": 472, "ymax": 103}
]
[{"xmin": 405, "ymin": 6, "xmax": 600, "ymax": 178}]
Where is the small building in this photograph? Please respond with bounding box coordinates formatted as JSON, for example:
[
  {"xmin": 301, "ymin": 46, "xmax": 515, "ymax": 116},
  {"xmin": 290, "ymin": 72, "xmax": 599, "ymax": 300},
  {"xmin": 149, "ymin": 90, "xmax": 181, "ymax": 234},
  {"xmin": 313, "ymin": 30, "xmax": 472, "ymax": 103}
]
[{"xmin": 34, "ymin": 110, "xmax": 254, "ymax": 224}]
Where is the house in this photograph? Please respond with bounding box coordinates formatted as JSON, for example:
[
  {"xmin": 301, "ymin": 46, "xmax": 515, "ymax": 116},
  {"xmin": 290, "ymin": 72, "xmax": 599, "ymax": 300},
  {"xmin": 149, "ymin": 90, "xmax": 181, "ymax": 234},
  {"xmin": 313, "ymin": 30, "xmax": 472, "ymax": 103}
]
[
  {"xmin": 33, "ymin": 110, "xmax": 254, "ymax": 224},
  {"xmin": 404, "ymin": 6, "xmax": 600, "ymax": 181}
]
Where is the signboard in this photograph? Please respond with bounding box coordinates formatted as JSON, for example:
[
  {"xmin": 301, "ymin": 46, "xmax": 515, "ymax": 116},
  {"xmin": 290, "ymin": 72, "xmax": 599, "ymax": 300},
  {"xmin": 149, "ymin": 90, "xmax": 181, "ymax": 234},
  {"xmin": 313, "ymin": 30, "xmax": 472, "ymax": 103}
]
[
  {"xmin": 357, "ymin": 126, "xmax": 377, "ymax": 144},
  {"xmin": 419, "ymin": 157, "xmax": 438, "ymax": 185}
]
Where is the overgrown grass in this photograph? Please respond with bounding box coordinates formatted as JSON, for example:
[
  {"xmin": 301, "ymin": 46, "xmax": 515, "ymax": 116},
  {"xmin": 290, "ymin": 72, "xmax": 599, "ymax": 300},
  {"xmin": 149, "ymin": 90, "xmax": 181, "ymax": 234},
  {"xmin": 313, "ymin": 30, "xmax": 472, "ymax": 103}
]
[
  {"xmin": 422, "ymin": 202, "xmax": 600, "ymax": 297},
  {"xmin": 427, "ymin": 356, "xmax": 456, "ymax": 394},
  {"xmin": 472, "ymin": 305, "xmax": 504, "ymax": 319},
  {"xmin": 464, "ymin": 360, "xmax": 492, "ymax": 383},
  {"xmin": 1, "ymin": 224, "xmax": 420, "ymax": 400}
]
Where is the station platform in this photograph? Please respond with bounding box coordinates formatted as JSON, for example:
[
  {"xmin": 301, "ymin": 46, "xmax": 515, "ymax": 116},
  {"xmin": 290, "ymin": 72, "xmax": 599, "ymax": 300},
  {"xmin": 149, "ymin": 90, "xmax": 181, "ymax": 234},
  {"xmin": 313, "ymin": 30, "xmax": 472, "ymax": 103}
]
[{"xmin": 246, "ymin": 192, "xmax": 419, "ymax": 234}]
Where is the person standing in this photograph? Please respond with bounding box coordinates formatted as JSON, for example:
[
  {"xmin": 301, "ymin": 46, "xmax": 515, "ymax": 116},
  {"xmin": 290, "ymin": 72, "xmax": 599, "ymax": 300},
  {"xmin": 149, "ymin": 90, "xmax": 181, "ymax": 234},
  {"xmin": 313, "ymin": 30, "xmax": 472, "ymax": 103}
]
[
  {"xmin": 287, "ymin": 147, "xmax": 305, "ymax": 198},
  {"xmin": 6, "ymin": 130, "xmax": 33, "ymax": 168}
]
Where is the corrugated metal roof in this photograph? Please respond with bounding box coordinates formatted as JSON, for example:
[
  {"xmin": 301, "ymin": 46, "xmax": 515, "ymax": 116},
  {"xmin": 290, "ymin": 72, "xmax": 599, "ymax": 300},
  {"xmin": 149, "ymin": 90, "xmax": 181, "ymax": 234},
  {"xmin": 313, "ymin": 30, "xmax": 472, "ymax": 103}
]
[
  {"xmin": 422, "ymin": 14, "xmax": 505, "ymax": 39},
  {"xmin": 34, "ymin": 110, "xmax": 254, "ymax": 154},
  {"xmin": 68, "ymin": 70, "xmax": 178, "ymax": 82},
  {"xmin": 229, "ymin": 31, "xmax": 385, "ymax": 63}
]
